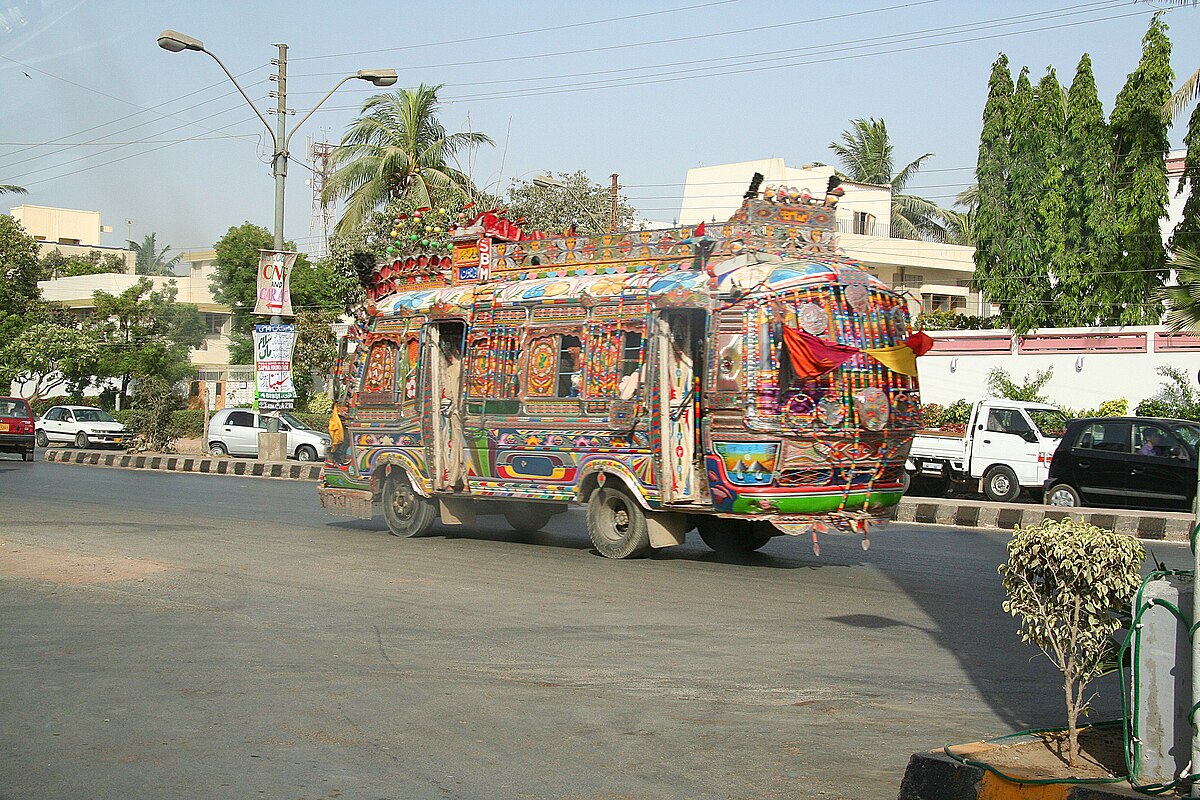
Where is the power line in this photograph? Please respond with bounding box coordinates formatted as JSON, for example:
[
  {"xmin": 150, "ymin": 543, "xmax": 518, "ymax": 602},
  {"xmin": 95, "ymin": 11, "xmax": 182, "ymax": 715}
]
[{"xmin": 0, "ymin": 135, "xmax": 261, "ymax": 146}]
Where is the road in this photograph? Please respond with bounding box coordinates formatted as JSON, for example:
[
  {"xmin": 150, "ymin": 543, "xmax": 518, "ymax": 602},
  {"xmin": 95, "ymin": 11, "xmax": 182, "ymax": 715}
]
[{"xmin": 1, "ymin": 458, "xmax": 1190, "ymax": 800}]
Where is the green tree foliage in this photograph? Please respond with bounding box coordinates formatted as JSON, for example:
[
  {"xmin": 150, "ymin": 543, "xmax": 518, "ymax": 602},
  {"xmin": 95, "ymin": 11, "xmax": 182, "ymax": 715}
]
[
  {"xmin": 1035, "ymin": 69, "xmax": 1068, "ymax": 316},
  {"xmin": 40, "ymin": 248, "xmax": 128, "ymax": 278},
  {"xmin": 1109, "ymin": 14, "xmax": 1172, "ymax": 324},
  {"xmin": 986, "ymin": 366, "xmax": 1054, "ymax": 402},
  {"xmin": 1171, "ymin": 102, "xmax": 1200, "ymax": 254},
  {"xmin": 2, "ymin": 322, "xmax": 99, "ymax": 403},
  {"xmin": 211, "ymin": 223, "xmax": 357, "ymax": 363},
  {"xmin": 1160, "ymin": 247, "xmax": 1200, "ymax": 333},
  {"xmin": 292, "ymin": 309, "xmax": 339, "ymax": 406},
  {"xmin": 503, "ymin": 171, "xmax": 637, "ymax": 237},
  {"xmin": 1003, "ymin": 69, "xmax": 1056, "ymax": 332},
  {"xmin": 322, "ymin": 84, "xmax": 493, "ymax": 235},
  {"xmin": 89, "ymin": 279, "xmax": 205, "ymax": 401},
  {"xmin": 827, "ymin": 117, "xmax": 949, "ymax": 240},
  {"xmin": 1063, "ymin": 54, "xmax": 1119, "ymax": 326},
  {"xmin": 972, "ymin": 55, "xmax": 1015, "ymax": 315},
  {"xmin": 999, "ymin": 519, "xmax": 1144, "ymax": 767},
  {"xmin": 0, "ymin": 184, "xmax": 26, "ymax": 195}
]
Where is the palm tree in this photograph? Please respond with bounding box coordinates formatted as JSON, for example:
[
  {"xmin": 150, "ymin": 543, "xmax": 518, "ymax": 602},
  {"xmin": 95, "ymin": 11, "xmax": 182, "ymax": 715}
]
[
  {"xmin": 828, "ymin": 117, "xmax": 950, "ymax": 240},
  {"xmin": 1160, "ymin": 248, "xmax": 1200, "ymax": 331},
  {"xmin": 1145, "ymin": 1, "xmax": 1197, "ymax": 119},
  {"xmin": 129, "ymin": 232, "xmax": 182, "ymax": 276},
  {"xmin": 322, "ymin": 84, "xmax": 493, "ymax": 235},
  {"xmin": 0, "ymin": 184, "xmax": 27, "ymax": 195}
]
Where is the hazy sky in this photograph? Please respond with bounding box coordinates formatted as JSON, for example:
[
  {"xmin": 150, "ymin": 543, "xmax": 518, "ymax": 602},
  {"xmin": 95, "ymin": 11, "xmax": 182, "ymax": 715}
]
[{"xmin": 2, "ymin": 0, "xmax": 1197, "ymax": 256}]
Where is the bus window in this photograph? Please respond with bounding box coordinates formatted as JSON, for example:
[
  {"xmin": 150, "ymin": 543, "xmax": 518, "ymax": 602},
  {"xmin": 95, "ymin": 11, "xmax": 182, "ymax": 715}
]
[
  {"xmin": 526, "ymin": 332, "xmax": 584, "ymax": 399},
  {"xmin": 397, "ymin": 336, "xmax": 419, "ymax": 416},
  {"xmin": 360, "ymin": 339, "xmax": 399, "ymax": 403},
  {"xmin": 466, "ymin": 329, "xmax": 522, "ymax": 403}
]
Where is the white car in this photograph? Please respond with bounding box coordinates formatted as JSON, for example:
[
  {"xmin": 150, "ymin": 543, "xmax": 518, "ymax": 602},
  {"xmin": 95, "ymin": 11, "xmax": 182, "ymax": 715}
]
[
  {"xmin": 206, "ymin": 408, "xmax": 331, "ymax": 461},
  {"xmin": 36, "ymin": 405, "xmax": 130, "ymax": 449}
]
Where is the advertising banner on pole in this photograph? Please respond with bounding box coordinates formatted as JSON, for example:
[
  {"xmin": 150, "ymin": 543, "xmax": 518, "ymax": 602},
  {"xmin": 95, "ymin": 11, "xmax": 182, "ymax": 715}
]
[
  {"xmin": 253, "ymin": 323, "xmax": 296, "ymax": 411},
  {"xmin": 255, "ymin": 250, "xmax": 297, "ymax": 316}
]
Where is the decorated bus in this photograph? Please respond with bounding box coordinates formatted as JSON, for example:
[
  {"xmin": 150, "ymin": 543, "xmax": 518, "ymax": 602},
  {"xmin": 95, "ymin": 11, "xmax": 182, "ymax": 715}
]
[{"xmin": 318, "ymin": 179, "xmax": 928, "ymax": 558}]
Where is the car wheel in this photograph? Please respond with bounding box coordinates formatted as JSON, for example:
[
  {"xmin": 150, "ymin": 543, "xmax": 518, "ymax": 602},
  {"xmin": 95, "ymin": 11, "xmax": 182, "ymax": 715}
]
[
  {"xmin": 295, "ymin": 444, "xmax": 318, "ymax": 462},
  {"xmin": 1046, "ymin": 483, "xmax": 1081, "ymax": 507},
  {"xmin": 75, "ymin": 431, "xmax": 89, "ymax": 449},
  {"xmin": 696, "ymin": 517, "xmax": 773, "ymax": 554},
  {"xmin": 209, "ymin": 442, "xmax": 228, "ymax": 457},
  {"xmin": 35, "ymin": 430, "xmax": 48, "ymax": 448},
  {"xmin": 587, "ymin": 487, "xmax": 652, "ymax": 559},
  {"xmin": 983, "ymin": 465, "xmax": 1021, "ymax": 503},
  {"xmin": 502, "ymin": 504, "xmax": 556, "ymax": 533},
  {"xmin": 382, "ymin": 472, "xmax": 437, "ymax": 538}
]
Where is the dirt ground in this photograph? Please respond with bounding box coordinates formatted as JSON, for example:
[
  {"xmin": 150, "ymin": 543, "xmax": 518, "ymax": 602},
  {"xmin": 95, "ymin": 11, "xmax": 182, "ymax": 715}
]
[
  {"xmin": 948, "ymin": 725, "xmax": 1127, "ymax": 781},
  {"xmin": 0, "ymin": 537, "xmax": 172, "ymax": 585}
]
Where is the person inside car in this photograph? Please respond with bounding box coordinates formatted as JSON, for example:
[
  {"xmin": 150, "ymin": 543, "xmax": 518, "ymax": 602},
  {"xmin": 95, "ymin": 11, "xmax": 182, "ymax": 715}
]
[{"xmin": 1139, "ymin": 429, "xmax": 1167, "ymax": 457}]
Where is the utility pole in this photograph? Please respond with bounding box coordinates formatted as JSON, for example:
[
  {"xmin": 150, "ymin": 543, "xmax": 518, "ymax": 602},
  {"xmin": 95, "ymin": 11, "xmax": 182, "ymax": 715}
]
[
  {"xmin": 271, "ymin": 43, "xmax": 288, "ymax": 259},
  {"xmin": 609, "ymin": 173, "xmax": 619, "ymax": 232}
]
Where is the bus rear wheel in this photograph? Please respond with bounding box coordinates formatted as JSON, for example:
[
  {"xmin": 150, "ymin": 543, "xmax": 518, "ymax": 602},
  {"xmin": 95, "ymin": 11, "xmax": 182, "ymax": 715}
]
[
  {"xmin": 382, "ymin": 472, "xmax": 436, "ymax": 538},
  {"xmin": 587, "ymin": 487, "xmax": 651, "ymax": 559},
  {"xmin": 696, "ymin": 518, "xmax": 773, "ymax": 554}
]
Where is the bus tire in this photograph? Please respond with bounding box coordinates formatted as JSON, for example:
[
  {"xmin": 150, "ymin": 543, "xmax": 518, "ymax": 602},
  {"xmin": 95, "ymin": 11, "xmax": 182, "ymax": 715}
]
[
  {"xmin": 382, "ymin": 472, "xmax": 436, "ymax": 538},
  {"xmin": 503, "ymin": 504, "xmax": 555, "ymax": 533},
  {"xmin": 587, "ymin": 487, "xmax": 652, "ymax": 559},
  {"xmin": 982, "ymin": 465, "xmax": 1021, "ymax": 503},
  {"xmin": 696, "ymin": 518, "xmax": 772, "ymax": 554}
]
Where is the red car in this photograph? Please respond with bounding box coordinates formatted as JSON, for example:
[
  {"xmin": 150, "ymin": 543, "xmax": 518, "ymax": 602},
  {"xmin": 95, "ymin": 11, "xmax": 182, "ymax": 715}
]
[{"xmin": 0, "ymin": 397, "xmax": 36, "ymax": 462}]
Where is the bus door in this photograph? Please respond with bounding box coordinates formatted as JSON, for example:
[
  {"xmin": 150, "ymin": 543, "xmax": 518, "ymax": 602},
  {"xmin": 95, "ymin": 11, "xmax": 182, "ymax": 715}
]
[
  {"xmin": 422, "ymin": 320, "xmax": 468, "ymax": 492},
  {"xmin": 652, "ymin": 309, "xmax": 707, "ymax": 505}
]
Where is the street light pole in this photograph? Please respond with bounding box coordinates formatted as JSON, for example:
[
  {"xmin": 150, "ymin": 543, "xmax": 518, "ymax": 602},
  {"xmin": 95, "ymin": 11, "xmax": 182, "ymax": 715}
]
[{"xmin": 157, "ymin": 30, "xmax": 395, "ymax": 439}]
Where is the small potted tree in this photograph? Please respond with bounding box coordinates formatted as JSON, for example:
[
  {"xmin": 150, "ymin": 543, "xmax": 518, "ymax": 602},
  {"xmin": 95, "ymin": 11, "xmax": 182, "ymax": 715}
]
[{"xmin": 998, "ymin": 518, "xmax": 1145, "ymax": 767}]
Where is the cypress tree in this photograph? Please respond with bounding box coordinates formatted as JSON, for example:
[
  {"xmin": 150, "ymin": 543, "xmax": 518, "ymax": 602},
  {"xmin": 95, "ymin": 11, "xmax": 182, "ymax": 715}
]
[
  {"xmin": 972, "ymin": 54, "xmax": 1014, "ymax": 314},
  {"xmin": 1063, "ymin": 53, "xmax": 1119, "ymax": 326},
  {"xmin": 1004, "ymin": 68, "xmax": 1054, "ymax": 333},
  {"xmin": 1035, "ymin": 68, "xmax": 1068, "ymax": 327},
  {"xmin": 1110, "ymin": 13, "xmax": 1173, "ymax": 324},
  {"xmin": 1171, "ymin": 101, "xmax": 1200, "ymax": 254}
]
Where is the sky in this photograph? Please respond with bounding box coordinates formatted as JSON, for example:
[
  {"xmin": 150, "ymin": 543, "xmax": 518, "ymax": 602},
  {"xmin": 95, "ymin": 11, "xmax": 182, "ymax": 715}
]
[{"xmin": 1, "ymin": 0, "xmax": 1198, "ymax": 257}]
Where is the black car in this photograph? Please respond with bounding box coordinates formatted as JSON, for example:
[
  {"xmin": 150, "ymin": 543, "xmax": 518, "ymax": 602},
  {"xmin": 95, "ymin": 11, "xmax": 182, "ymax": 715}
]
[
  {"xmin": 1045, "ymin": 416, "xmax": 1200, "ymax": 511},
  {"xmin": 0, "ymin": 396, "xmax": 36, "ymax": 462}
]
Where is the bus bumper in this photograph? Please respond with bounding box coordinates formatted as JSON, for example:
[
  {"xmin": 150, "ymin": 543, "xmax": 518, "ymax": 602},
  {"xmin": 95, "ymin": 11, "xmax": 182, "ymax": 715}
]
[{"xmin": 318, "ymin": 486, "xmax": 374, "ymax": 519}]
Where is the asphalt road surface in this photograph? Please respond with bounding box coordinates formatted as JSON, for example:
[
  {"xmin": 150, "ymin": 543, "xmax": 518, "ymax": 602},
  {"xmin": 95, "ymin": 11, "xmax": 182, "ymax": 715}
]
[{"xmin": 2, "ymin": 458, "xmax": 1190, "ymax": 800}]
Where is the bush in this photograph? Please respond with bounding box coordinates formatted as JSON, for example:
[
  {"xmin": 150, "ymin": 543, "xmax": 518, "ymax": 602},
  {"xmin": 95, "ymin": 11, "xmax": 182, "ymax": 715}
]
[
  {"xmin": 921, "ymin": 403, "xmax": 945, "ymax": 429},
  {"xmin": 944, "ymin": 399, "xmax": 973, "ymax": 425},
  {"xmin": 1136, "ymin": 366, "xmax": 1200, "ymax": 421},
  {"xmin": 1135, "ymin": 398, "xmax": 1176, "ymax": 418},
  {"xmin": 127, "ymin": 379, "xmax": 184, "ymax": 452},
  {"xmin": 292, "ymin": 411, "xmax": 330, "ymax": 431},
  {"xmin": 999, "ymin": 519, "xmax": 1144, "ymax": 767},
  {"xmin": 30, "ymin": 395, "xmax": 71, "ymax": 416},
  {"xmin": 171, "ymin": 409, "xmax": 205, "ymax": 438},
  {"xmin": 306, "ymin": 392, "xmax": 332, "ymax": 414}
]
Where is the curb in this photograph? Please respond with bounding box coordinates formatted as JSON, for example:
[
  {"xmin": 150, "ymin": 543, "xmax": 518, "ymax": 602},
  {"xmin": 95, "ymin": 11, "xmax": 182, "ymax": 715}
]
[
  {"xmin": 899, "ymin": 750, "xmax": 1143, "ymax": 800},
  {"xmin": 894, "ymin": 496, "xmax": 1192, "ymax": 543},
  {"xmin": 41, "ymin": 448, "xmax": 322, "ymax": 482}
]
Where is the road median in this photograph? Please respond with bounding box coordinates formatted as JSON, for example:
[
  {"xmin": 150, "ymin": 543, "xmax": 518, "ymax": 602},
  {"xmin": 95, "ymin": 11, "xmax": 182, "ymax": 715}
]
[
  {"xmin": 38, "ymin": 450, "xmax": 1192, "ymax": 542},
  {"xmin": 42, "ymin": 447, "xmax": 321, "ymax": 481}
]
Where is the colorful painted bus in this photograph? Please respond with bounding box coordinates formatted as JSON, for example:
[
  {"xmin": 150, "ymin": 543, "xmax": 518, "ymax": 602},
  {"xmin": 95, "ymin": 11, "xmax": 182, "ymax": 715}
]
[{"xmin": 318, "ymin": 185, "xmax": 923, "ymax": 558}]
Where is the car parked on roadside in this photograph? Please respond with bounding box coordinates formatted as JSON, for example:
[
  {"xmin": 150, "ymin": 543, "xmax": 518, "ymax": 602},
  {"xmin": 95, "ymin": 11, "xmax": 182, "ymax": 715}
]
[
  {"xmin": 1045, "ymin": 416, "xmax": 1200, "ymax": 511},
  {"xmin": 206, "ymin": 408, "xmax": 330, "ymax": 461},
  {"xmin": 35, "ymin": 405, "xmax": 129, "ymax": 449},
  {"xmin": 0, "ymin": 396, "xmax": 36, "ymax": 461}
]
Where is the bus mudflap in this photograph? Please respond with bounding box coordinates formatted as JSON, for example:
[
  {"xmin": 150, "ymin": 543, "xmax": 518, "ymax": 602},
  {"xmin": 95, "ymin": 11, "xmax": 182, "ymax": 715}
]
[{"xmin": 318, "ymin": 486, "xmax": 374, "ymax": 519}]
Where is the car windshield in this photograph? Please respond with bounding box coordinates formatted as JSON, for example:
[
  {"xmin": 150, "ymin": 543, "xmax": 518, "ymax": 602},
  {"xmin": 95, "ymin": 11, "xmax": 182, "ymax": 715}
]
[
  {"xmin": 1027, "ymin": 409, "xmax": 1068, "ymax": 438},
  {"xmin": 280, "ymin": 413, "xmax": 311, "ymax": 430},
  {"xmin": 73, "ymin": 409, "xmax": 115, "ymax": 423},
  {"xmin": 0, "ymin": 399, "xmax": 30, "ymax": 418},
  {"xmin": 1170, "ymin": 423, "xmax": 1200, "ymax": 449}
]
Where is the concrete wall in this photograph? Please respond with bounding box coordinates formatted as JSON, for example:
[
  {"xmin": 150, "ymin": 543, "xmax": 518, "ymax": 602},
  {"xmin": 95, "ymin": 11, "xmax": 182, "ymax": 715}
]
[
  {"xmin": 10, "ymin": 204, "xmax": 106, "ymax": 246},
  {"xmin": 918, "ymin": 326, "xmax": 1200, "ymax": 411}
]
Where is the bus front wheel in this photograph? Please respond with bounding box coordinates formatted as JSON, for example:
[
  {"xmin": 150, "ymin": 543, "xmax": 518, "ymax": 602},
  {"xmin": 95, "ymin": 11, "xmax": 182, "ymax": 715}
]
[
  {"xmin": 382, "ymin": 472, "xmax": 437, "ymax": 538},
  {"xmin": 587, "ymin": 487, "xmax": 652, "ymax": 559}
]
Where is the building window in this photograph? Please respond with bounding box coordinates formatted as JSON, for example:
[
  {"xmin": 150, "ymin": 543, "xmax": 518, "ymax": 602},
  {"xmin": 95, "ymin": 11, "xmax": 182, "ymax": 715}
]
[
  {"xmin": 852, "ymin": 211, "xmax": 875, "ymax": 235},
  {"xmin": 204, "ymin": 313, "xmax": 226, "ymax": 336},
  {"xmin": 57, "ymin": 238, "xmax": 82, "ymax": 245}
]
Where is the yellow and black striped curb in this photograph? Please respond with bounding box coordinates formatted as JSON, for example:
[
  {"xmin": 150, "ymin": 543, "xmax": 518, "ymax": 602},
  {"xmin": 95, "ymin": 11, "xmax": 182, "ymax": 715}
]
[
  {"xmin": 895, "ymin": 496, "xmax": 1192, "ymax": 543},
  {"xmin": 42, "ymin": 448, "xmax": 322, "ymax": 481},
  {"xmin": 899, "ymin": 749, "xmax": 1135, "ymax": 800}
]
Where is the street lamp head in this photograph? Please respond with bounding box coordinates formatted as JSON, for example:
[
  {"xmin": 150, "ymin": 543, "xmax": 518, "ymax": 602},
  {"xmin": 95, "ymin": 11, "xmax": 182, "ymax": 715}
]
[
  {"xmin": 157, "ymin": 29, "xmax": 205, "ymax": 53},
  {"xmin": 532, "ymin": 174, "xmax": 564, "ymax": 190},
  {"xmin": 356, "ymin": 69, "xmax": 398, "ymax": 87}
]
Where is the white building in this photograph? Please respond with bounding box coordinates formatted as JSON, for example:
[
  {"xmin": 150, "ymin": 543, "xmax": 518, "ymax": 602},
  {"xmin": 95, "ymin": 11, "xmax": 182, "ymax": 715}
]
[
  {"xmin": 678, "ymin": 158, "xmax": 981, "ymax": 316},
  {"xmin": 9, "ymin": 204, "xmax": 135, "ymax": 271}
]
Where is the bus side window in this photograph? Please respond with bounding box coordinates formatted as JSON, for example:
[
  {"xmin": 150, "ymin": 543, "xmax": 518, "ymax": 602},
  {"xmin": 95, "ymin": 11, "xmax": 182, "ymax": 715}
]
[
  {"xmin": 396, "ymin": 336, "xmax": 420, "ymax": 416},
  {"xmin": 360, "ymin": 340, "xmax": 398, "ymax": 403},
  {"xmin": 618, "ymin": 331, "xmax": 642, "ymax": 399},
  {"xmin": 525, "ymin": 331, "xmax": 584, "ymax": 399}
]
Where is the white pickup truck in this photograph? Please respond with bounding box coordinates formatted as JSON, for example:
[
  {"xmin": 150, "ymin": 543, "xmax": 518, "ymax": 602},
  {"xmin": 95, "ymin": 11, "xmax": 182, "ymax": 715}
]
[{"xmin": 906, "ymin": 399, "xmax": 1069, "ymax": 502}]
